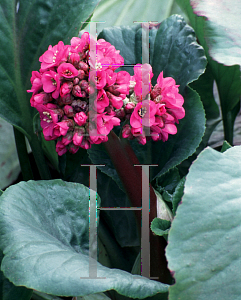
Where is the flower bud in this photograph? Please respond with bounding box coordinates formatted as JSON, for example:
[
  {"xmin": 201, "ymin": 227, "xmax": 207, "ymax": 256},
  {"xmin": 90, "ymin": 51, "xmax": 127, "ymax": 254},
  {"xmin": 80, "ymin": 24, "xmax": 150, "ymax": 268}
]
[
  {"xmin": 122, "ymin": 124, "xmax": 133, "ymax": 139},
  {"xmin": 79, "ymin": 80, "xmax": 89, "ymax": 91},
  {"xmin": 60, "ymin": 82, "xmax": 73, "ymax": 97},
  {"xmin": 115, "ymin": 108, "xmax": 125, "ymax": 118},
  {"xmin": 71, "ymin": 99, "xmax": 88, "ymax": 112},
  {"xmin": 62, "ymin": 131, "xmax": 73, "ymax": 145},
  {"xmin": 72, "ymin": 85, "xmax": 83, "ymax": 97},
  {"xmin": 77, "ymin": 69, "xmax": 85, "ymax": 80},
  {"xmin": 62, "ymin": 118, "xmax": 74, "ymax": 130},
  {"xmin": 74, "ymin": 111, "xmax": 88, "ymax": 126},
  {"xmin": 68, "ymin": 142, "xmax": 79, "ymax": 154},
  {"xmin": 78, "ymin": 61, "xmax": 89, "ymax": 73},
  {"xmin": 150, "ymin": 84, "xmax": 162, "ymax": 100},
  {"xmin": 124, "ymin": 102, "xmax": 135, "ymax": 114},
  {"xmin": 58, "ymin": 93, "xmax": 73, "ymax": 106},
  {"xmin": 64, "ymin": 105, "xmax": 74, "ymax": 117}
]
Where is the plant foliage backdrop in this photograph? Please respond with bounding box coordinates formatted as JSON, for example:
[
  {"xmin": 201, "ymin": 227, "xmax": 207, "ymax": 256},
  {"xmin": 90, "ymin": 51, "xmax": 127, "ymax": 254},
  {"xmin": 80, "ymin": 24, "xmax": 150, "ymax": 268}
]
[{"xmin": 0, "ymin": 0, "xmax": 240, "ymax": 300}]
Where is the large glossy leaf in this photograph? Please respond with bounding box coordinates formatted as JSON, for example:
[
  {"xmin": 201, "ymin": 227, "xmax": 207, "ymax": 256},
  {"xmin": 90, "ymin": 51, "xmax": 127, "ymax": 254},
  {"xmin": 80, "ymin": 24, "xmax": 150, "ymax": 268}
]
[
  {"xmin": 0, "ymin": 251, "xmax": 32, "ymax": 300},
  {"xmin": 190, "ymin": 0, "xmax": 241, "ymax": 66},
  {"xmin": 176, "ymin": 0, "xmax": 241, "ymax": 145},
  {"xmin": 92, "ymin": 0, "xmax": 186, "ymax": 34},
  {"xmin": 99, "ymin": 15, "xmax": 206, "ymax": 93},
  {"xmin": 0, "ymin": 180, "xmax": 168, "ymax": 298},
  {"xmin": 93, "ymin": 16, "xmax": 206, "ymax": 184},
  {"xmin": 166, "ymin": 146, "xmax": 241, "ymax": 299},
  {"xmin": 150, "ymin": 15, "xmax": 206, "ymax": 93},
  {"xmin": 0, "ymin": 0, "xmax": 100, "ymax": 137},
  {"xmin": 0, "ymin": 117, "xmax": 20, "ymax": 189}
]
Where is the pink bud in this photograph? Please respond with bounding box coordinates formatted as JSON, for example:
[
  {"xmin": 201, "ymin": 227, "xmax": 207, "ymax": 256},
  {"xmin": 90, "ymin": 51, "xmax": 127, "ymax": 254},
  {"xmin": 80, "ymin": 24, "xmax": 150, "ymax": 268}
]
[
  {"xmin": 72, "ymin": 85, "xmax": 83, "ymax": 97},
  {"xmin": 74, "ymin": 112, "xmax": 88, "ymax": 126},
  {"xmin": 64, "ymin": 105, "xmax": 74, "ymax": 117},
  {"xmin": 68, "ymin": 143, "xmax": 79, "ymax": 154},
  {"xmin": 122, "ymin": 124, "xmax": 133, "ymax": 139},
  {"xmin": 77, "ymin": 70, "xmax": 85, "ymax": 80},
  {"xmin": 125, "ymin": 102, "xmax": 135, "ymax": 113},
  {"xmin": 60, "ymin": 82, "xmax": 73, "ymax": 97}
]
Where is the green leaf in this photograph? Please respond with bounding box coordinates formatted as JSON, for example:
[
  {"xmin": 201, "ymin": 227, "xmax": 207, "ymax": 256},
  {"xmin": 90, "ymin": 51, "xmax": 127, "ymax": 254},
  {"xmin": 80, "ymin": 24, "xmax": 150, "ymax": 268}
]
[
  {"xmin": 151, "ymin": 15, "xmax": 207, "ymax": 93},
  {"xmin": 0, "ymin": 180, "xmax": 168, "ymax": 298},
  {"xmin": 190, "ymin": 63, "xmax": 219, "ymax": 120},
  {"xmin": 155, "ymin": 167, "xmax": 180, "ymax": 195},
  {"xmin": 0, "ymin": 118, "xmax": 20, "ymax": 189},
  {"xmin": 172, "ymin": 177, "xmax": 185, "ymax": 215},
  {"xmin": 176, "ymin": 0, "xmax": 241, "ymax": 145},
  {"xmin": 32, "ymin": 291, "xmax": 62, "ymax": 300},
  {"xmin": 166, "ymin": 146, "xmax": 241, "ymax": 299},
  {"xmin": 76, "ymin": 292, "xmax": 111, "ymax": 300},
  {"xmin": 132, "ymin": 87, "xmax": 205, "ymax": 180},
  {"xmin": 151, "ymin": 219, "xmax": 171, "ymax": 237},
  {"xmin": 190, "ymin": 0, "xmax": 241, "ymax": 66},
  {"xmin": 99, "ymin": 15, "xmax": 206, "ymax": 93},
  {"xmin": 92, "ymin": 0, "xmax": 182, "ymax": 34},
  {"xmin": 0, "ymin": 251, "xmax": 32, "ymax": 300},
  {"xmin": 221, "ymin": 140, "xmax": 232, "ymax": 153},
  {"xmin": 95, "ymin": 18, "xmax": 206, "ymax": 184},
  {"xmin": 0, "ymin": 0, "xmax": 100, "ymax": 137}
]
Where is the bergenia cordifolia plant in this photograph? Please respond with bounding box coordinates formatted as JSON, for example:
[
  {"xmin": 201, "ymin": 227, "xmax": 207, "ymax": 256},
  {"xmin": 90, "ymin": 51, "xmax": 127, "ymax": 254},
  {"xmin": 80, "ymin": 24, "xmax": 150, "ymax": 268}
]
[{"xmin": 27, "ymin": 32, "xmax": 185, "ymax": 155}]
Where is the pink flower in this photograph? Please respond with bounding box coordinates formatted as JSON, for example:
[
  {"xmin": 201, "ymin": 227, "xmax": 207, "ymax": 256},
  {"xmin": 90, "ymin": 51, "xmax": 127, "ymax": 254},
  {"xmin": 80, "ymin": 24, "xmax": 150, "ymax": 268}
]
[
  {"xmin": 89, "ymin": 69, "xmax": 106, "ymax": 89},
  {"xmin": 106, "ymin": 91, "xmax": 123, "ymax": 110},
  {"xmin": 39, "ymin": 41, "xmax": 68, "ymax": 70},
  {"xmin": 56, "ymin": 140, "xmax": 68, "ymax": 156},
  {"xmin": 105, "ymin": 69, "xmax": 117, "ymax": 86},
  {"xmin": 73, "ymin": 132, "xmax": 84, "ymax": 146},
  {"xmin": 53, "ymin": 121, "xmax": 69, "ymax": 136},
  {"xmin": 95, "ymin": 89, "xmax": 109, "ymax": 113},
  {"xmin": 130, "ymin": 100, "xmax": 156, "ymax": 128},
  {"xmin": 60, "ymin": 82, "xmax": 73, "ymax": 97},
  {"xmin": 122, "ymin": 124, "xmax": 133, "ymax": 139},
  {"xmin": 27, "ymin": 71, "xmax": 42, "ymax": 94},
  {"xmin": 95, "ymin": 113, "xmax": 120, "ymax": 135},
  {"xmin": 57, "ymin": 63, "xmax": 78, "ymax": 78},
  {"xmin": 70, "ymin": 32, "xmax": 90, "ymax": 54},
  {"xmin": 61, "ymin": 132, "xmax": 73, "ymax": 146},
  {"xmin": 133, "ymin": 64, "xmax": 153, "ymax": 100},
  {"xmin": 42, "ymin": 71, "xmax": 60, "ymax": 99},
  {"xmin": 74, "ymin": 112, "xmax": 88, "ymax": 126}
]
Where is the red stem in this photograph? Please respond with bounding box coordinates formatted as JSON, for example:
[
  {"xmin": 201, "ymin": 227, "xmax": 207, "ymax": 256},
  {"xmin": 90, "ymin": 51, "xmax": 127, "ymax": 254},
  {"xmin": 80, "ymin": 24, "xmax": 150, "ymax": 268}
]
[{"xmin": 103, "ymin": 131, "xmax": 172, "ymax": 283}]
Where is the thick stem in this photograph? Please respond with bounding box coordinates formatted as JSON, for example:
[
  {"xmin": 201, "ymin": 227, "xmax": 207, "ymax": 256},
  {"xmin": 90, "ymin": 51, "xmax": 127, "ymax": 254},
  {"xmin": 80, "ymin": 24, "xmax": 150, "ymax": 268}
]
[
  {"xmin": 104, "ymin": 131, "xmax": 172, "ymax": 283},
  {"xmin": 14, "ymin": 127, "xmax": 34, "ymax": 181}
]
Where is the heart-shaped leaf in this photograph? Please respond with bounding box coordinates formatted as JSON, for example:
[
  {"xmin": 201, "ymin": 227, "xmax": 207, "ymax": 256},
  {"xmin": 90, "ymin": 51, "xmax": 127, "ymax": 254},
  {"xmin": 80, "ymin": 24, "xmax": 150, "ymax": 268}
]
[
  {"xmin": 177, "ymin": 0, "xmax": 241, "ymax": 145},
  {"xmin": 166, "ymin": 146, "xmax": 241, "ymax": 299},
  {"xmin": 0, "ymin": 180, "xmax": 168, "ymax": 298},
  {"xmin": 0, "ymin": 250, "xmax": 32, "ymax": 300},
  {"xmin": 190, "ymin": 0, "xmax": 241, "ymax": 66}
]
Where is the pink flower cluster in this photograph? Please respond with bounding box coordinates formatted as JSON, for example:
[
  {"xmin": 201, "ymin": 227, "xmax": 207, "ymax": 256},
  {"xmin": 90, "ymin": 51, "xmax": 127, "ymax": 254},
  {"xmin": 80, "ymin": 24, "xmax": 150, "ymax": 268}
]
[
  {"xmin": 28, "ymin": 32, "xmax": 130, "ymax": 155},
  {"xmin": 122, "ymin": 64, "xmax": 185, "ymax": 145},
  {"xmin": 28, "ymin": 33, "xmax": 185, "ymax": 155}
]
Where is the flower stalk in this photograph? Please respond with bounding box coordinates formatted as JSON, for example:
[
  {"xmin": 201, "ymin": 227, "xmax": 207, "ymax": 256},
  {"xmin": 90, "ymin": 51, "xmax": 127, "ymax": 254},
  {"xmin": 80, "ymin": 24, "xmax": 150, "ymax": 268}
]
[{"xmin": 104, "ymin": 130, "xmax": 172, "ymax": 283}]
